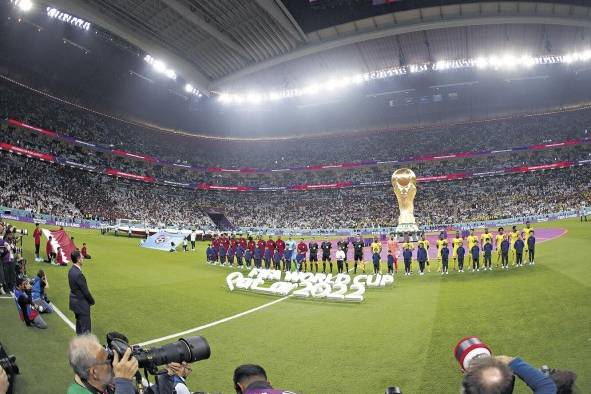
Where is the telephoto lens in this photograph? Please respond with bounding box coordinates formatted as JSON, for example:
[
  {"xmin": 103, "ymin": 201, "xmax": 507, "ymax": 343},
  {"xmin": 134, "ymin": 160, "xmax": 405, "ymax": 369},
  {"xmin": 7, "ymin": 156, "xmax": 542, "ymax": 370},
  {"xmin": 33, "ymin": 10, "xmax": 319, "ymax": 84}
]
[
  {"xmin": 454, "ymin": 336, "xmax": 492, "ymax": 371},
  {"xmin": 385, "ymin": 387, "xmax": 402, "ymax": 394},
  {"xmin": 135, "ymin": 336, "xmax": 211, "ymax": 368}
]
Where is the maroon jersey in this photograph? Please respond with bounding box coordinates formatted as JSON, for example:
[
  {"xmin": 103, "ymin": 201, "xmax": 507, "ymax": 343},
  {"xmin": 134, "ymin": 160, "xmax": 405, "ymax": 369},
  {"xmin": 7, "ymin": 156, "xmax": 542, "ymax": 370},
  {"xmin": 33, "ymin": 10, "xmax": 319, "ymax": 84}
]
[
  {"xmin": 275, "ymin": 239, "xmax": 285, "ymax": 253},
  {"xmin": 239, "ymin": 238, "xmax": 247, "ymax": 249},
  {"xmin": 266, "ymin": 239, "xmax": 276, "ymax": 253},
  {"xmin": 212, "ymin": 238, "xmax": 220, "ymax": 251},
  {"xmin": 33, "ymin": 228, "xmax": 42, "ymax": 245},
  {"xmin": 230, "ymin": 239, "xmax": 238, "ymax": 250},
  {"xmin": 297, "ymin": 242, "xmax": 308, "ymax": 254},
  {"xmin": 247, "ymin": 240, "xmax": 256, "ymax": 252},
  {"xmin": 222, "ymin": 238, "xmax": 230, "ymax": 250},
  {"xmin": 257, "ymin": 240, "xmax": 266, "ymax": 252},
  {"xmin": 46, "ymin": 240, "xmax": 53, "ymax": 254}
]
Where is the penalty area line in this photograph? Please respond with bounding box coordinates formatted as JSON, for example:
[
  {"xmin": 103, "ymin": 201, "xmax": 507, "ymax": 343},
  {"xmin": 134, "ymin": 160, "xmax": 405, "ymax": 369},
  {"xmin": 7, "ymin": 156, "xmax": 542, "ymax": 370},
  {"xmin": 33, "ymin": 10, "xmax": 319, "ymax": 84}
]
[{"xmin": 137, "ymin": 295, "xmax": 291, "ymax": 347}]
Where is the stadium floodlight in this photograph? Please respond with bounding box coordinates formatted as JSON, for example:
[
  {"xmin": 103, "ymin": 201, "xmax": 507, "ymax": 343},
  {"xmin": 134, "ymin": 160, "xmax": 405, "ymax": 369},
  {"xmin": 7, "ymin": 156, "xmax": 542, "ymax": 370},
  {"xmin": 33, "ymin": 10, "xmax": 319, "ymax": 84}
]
[
  {"xmin": 269, "ymin": 91, "xmax": 282, "ymax": 101},
  {"xmin": 217, "ymin": 48, "xmax": 591, "ymax": 105},
  {"xmin": 303, "ymin": 83, "xmax": 320, "ymax": 95},
  {"xmin": 153, "ymin": 60, "xmax": 166, "ymax": 73},
  {"xmin": 185, "ymin": 83, "xmax": 194, "ymax": 93},
  {"xmin": 246, "ymin": 93, "xmax": 262, "ymax": 104},
  {"xmin": 13, "ymin": 0, "xmax": 33, "ymax": 12}
]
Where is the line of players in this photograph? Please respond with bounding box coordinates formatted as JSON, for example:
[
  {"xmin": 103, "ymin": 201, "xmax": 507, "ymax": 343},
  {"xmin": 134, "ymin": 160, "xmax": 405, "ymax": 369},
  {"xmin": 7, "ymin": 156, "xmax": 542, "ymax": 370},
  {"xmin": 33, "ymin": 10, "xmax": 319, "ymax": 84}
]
[
  {"xmin": 205, "ymin": 234, "xmax": 384, "ymax": 274},
  {"xmin": 204, "ymin": 222, "xmax": 536, "ymax": 276},
  {"xmin": 405, "ymin": 222, "xmax": 537, "ymax": 276}
]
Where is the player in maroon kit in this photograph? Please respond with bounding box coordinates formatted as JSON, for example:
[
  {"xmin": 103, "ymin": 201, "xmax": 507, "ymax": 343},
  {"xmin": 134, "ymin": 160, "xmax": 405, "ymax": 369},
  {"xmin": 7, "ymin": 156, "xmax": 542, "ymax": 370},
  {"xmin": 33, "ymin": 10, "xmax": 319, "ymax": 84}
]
[
  {"xmin": 257, "ymin": 237, "xmax": 266, "ymax": 259},
  {"xmin": 247, "ymin": 236, "xmax": 256, "ymax": 268},
  {"xmin": 275, "ymin": 236, "xmax": 286, "ymax": 270},
  {"xmin": 33, "ymin": 223, "xmax": 42, "ymax": 261},
  {"xmin": 297, "ymin": 239, "xmax": 308, "ymax": 272},
  {"xmin": 211, "ymin": 234, "xmax": 220, "ymax": 264}
]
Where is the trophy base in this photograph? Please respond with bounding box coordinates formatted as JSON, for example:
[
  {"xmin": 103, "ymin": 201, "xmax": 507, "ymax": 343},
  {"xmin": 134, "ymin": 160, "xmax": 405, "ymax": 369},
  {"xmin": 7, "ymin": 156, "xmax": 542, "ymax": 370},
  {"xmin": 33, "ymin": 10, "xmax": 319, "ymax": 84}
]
[{"xmin": 395, "ymin": 223, "xmax": 420, "ymax": 241}]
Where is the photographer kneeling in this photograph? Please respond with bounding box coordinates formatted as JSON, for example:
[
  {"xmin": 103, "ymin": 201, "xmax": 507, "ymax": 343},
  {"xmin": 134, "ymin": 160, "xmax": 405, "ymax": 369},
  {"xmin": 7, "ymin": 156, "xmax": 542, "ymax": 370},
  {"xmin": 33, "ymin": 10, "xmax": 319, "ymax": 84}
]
[
  {"xmin": 462, "ymin": 355, "xmax": 557, "ymax": 394},
  {"xmin": 68, "ymin": 334, "xmax": 138, "ymax": 394}
]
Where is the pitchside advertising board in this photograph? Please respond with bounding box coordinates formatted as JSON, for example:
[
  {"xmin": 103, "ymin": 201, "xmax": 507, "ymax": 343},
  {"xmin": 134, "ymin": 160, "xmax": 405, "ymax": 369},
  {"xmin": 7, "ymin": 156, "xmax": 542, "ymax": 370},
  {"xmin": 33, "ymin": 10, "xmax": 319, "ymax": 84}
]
[{"xmin": 227, "ymin": 268, "xmax": 394, "ymax": 302}]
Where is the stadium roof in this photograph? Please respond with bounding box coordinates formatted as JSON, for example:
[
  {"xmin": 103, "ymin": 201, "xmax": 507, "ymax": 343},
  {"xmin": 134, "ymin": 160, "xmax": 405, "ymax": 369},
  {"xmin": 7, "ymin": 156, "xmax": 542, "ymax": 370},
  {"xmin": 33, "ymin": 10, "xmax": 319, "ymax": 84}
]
[{"xmin": 46, "ymin": 0, "xmax": 591, "ymax": 95}]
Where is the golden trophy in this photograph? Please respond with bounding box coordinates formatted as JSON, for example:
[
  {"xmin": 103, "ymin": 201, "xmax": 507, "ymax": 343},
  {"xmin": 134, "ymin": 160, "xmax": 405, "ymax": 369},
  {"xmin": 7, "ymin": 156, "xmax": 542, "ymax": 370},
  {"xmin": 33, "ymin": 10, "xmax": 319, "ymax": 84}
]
[{"xmin": 391, "ymin": 168, "xmax": 419, "ymax": 234}]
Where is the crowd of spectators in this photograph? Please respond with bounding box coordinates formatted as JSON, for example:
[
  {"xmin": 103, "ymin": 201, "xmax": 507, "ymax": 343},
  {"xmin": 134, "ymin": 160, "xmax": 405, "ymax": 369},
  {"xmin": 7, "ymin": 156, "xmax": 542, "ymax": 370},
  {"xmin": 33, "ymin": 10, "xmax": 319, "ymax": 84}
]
[
  {"xmin": 0, "ymin": 153, "xmax": 213, "ymax": 228},
  {"xmin": 1, "ymin": 150, "xmax": 589, "ymax": 229},
  {"xmin": 2, "ymin": 118, "xmax": 590, "ymax": 188},
  {"xmin": 2, "ymin": 76, "xmax": 591, "ymax": 170}
]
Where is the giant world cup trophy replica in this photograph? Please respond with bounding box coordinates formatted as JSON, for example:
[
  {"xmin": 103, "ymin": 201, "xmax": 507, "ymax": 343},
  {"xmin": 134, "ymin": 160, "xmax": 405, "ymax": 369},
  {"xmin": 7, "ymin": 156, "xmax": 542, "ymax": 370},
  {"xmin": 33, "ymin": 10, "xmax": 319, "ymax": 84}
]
[{"xmin": 391, "ymin": 168, "xmax": 419, "ymax": 237}]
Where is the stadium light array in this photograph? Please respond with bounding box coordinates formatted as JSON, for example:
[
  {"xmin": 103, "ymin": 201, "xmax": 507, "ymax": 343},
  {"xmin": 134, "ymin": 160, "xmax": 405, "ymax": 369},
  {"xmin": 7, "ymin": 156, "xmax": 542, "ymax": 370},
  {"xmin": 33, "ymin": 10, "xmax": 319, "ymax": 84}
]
[
  {"xmin": 217, "ymin": 50, "xmax": 591, "ymax": 105},
  {"xmin": 144, "ymin": 55, "xmax": 177, "ymax": 80},
  {"xmin": 46, "ymin": 7, "xmax": 91, "ymax": 30},
  {"xmin": 184, "ymin": 83, "xmax": 202, "ymax": 97},
  {"xmin": 11, "ymin": 0, "xmax": 33, "ymax": 12}
]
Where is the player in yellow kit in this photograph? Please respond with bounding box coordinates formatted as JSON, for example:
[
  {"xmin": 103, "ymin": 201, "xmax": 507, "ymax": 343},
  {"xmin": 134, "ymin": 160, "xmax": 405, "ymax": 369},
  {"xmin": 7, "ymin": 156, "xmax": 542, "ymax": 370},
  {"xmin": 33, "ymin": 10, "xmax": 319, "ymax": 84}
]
[
  {"xmin": 451, "ymin": 231, "xmax": 463, "ymax": 272},
  {"xmin": 435, "ymin": 232, "xmax": 447, "ymax": 272},
  {"xmin": 417, "ymin": 234, "xmax": 431, "ymax": 272},
  {"xmin": 509, "ymin": 225, "xmax": 520, "ymax": 265},
  {"xmin": 466, "ymin": 229, "xmax": 478, "ymax": 271},
  {"xmin": 522, "ymin": 221, "xmax": 534, "ymax": 262},
  {"xmin": 495, "ymin": 227, "xmax": 505, "ymax": 268}
]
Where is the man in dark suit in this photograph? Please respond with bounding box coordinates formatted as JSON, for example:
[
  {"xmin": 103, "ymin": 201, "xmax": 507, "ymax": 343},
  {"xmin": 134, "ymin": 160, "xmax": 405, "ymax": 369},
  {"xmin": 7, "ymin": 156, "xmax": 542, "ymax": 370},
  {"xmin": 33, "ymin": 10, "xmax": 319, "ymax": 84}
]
[{"xmin": 68, "ymin": 250, "xmax": 95, "ymax": 335}]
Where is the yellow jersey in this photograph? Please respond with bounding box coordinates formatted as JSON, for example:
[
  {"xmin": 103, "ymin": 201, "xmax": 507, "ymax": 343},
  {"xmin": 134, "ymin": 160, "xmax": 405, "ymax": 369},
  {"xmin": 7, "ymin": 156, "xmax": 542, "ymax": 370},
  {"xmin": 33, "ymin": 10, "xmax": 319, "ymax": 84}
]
[
  {"xmin": 509, "ymin": 231, "xmax": 519, "ymax": 245},
  {"xmin": 495, "ymin": 234, "xmax": 504, "ymax": 250},
  {"xmin": 370, "ymin": 241, "xmax": 382, "ymax": 253},
  {"xmin": 467, "ymin": 235, "xmax": 477, "ymax": 248},
  {"xmin": 452, "ymin": 237, "xmax": 463, "ymax": 250},
  {"xmin": 523, "ymin": 227, "xmax": 534, "ymax": 240},
  {"xmin": 480, "ymin": 232, "xmax": 493, "ymax": 245},
  {"xmin": 402, "ymin": 241, "xmax": 414, "ymax": 251},
  {"xmin": 417, "ymin": 239, "xmax": 430, "ymax": 250}
]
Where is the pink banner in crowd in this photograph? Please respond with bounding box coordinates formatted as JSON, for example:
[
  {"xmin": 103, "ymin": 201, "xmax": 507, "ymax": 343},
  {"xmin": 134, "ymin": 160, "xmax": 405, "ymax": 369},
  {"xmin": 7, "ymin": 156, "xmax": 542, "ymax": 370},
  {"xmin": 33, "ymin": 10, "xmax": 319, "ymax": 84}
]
[
  {"xmin": 104, "ymin": 168, "xmax": 156, "ymax": 182},
  {"xmin": 7, "ymin": 119, "xmax": 58, "ymax": 138},
  {"xmin": 0, "ymin": 142, "xmax": 55, "ymax": 161}
]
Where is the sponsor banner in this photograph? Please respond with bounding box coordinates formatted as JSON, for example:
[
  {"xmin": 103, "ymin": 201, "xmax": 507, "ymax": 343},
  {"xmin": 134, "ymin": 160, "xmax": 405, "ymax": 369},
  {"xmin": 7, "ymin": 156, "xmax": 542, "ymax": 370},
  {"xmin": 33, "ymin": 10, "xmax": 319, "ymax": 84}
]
[
  {"xmin": 63, "ymin": 159, "xmax": 97, "ymax": 171},
  {"xmin": 141, "ymin": 230, "xmax": 186, "ymax": 251},
  {"xmin": 0, "ymin": 142, "xmax": 54, "ymax": 161},
  {"xmin": 112, "ymin": 149, "xmax": 158, "ymax": 163},
  {"xmin": 163, "ymin": 180, "xmax": 191, "ymax": 187},
  {"xmin": 8, "ymin": 119, "xmax": 58, "ymax": 137},
  {"xmin": 0, "ymin": 212, "xmax": 99, "ymax": 228},
  {"xmin": 104, "ymin": 168, "xmax": 156, "ymax": 182},
  {"xmin": 508, "ymin": 161, "xmax": 574, "ymax": 173}
]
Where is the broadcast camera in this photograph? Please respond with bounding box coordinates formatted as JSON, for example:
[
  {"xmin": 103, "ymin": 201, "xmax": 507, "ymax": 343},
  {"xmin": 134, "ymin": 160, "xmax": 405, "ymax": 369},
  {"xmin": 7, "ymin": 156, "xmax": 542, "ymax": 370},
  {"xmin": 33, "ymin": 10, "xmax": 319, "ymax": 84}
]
[
  {"xmin": 104, "ymin": 332, "xmax": 211, "ymax": 374},
  {"xmin": 0, "ymin": 343, "xmax": 19, "ymax": 394}
]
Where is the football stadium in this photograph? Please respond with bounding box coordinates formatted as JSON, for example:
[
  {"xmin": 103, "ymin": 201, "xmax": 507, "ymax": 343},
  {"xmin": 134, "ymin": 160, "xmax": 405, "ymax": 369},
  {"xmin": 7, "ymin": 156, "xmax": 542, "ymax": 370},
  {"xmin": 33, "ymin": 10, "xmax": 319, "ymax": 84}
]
[{"xmin": 0, "ymin": 0, "xmax": 590, "ymax": 393}]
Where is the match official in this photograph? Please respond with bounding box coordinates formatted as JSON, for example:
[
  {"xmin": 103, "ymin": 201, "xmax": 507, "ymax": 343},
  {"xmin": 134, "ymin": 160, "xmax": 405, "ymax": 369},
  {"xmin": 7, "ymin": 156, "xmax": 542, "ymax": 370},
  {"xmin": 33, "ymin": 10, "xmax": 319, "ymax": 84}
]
[{"xmin": 68, "ymin": 250, "xmax": 95, "ymax": 335}]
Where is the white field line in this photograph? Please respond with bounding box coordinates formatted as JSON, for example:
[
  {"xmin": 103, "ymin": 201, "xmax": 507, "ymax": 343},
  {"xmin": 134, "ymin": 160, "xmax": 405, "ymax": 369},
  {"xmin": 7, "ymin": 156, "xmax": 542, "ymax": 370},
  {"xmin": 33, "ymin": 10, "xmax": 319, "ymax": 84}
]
[
  {"xmin": 136, "ymin": 295, "xmax": 291, "ymax": 346},
  {"xmin": 51, "ymin": 303, "xmax": 76, "ymax": 331}
]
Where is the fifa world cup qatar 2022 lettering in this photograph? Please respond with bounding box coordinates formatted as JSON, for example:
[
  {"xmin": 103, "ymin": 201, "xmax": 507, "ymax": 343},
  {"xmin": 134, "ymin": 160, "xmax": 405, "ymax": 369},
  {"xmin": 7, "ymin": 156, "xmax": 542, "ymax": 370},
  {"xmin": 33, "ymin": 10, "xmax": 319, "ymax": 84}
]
[{"xmin": 226, "ymin": 268, "xmax": 394, "ymax": 302}]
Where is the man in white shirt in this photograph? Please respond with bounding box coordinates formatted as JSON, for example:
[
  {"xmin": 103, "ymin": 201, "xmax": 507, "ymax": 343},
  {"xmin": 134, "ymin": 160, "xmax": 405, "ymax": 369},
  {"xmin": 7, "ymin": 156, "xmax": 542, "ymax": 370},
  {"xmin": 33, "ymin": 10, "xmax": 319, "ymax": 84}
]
[
  {"xmin": 335, "ymin": 249, "xmax": 346, "ymax": 274},
  {"xmin": 190, "ymin": 230, "xmax": 197, "ymax": 251}
]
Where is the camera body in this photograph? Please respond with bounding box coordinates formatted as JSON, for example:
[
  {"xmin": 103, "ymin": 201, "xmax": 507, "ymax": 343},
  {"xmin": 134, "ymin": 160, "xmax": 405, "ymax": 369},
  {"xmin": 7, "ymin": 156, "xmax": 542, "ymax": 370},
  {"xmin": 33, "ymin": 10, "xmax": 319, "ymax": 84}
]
[{"xmin": 0, "ymin": 342, "xmax": 19, "ymax": 394}]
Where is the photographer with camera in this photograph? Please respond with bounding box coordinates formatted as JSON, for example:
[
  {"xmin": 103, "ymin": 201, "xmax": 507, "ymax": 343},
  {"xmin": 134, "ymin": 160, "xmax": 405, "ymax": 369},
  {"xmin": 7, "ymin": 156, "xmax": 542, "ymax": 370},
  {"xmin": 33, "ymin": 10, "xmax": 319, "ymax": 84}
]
[
  {"xmin": 14, "ymin": 277, "xmax": 47, "ymax": 329},
  {"xmin": 462, "ymin": 356, "xmax": 557, "ymax": 394},
  {"xmin": 67, "ymin": 334, "xmax": 138, "ymax": 394},
  {"xmin": 31, "ymin": 269, "xmax": 53, "ymax": 313}
]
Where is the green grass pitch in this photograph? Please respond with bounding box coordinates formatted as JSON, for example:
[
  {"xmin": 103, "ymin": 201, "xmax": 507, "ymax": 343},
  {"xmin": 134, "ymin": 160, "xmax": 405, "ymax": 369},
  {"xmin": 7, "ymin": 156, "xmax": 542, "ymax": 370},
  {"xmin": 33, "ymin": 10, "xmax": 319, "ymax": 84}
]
[{"xmin": 0, "ymin": 218, "xmax": 590, "ymax": 393}]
